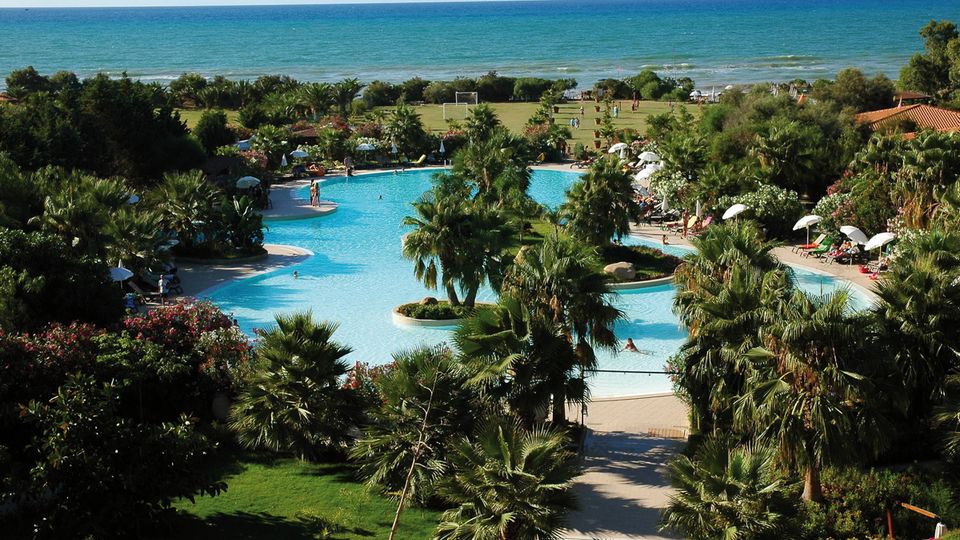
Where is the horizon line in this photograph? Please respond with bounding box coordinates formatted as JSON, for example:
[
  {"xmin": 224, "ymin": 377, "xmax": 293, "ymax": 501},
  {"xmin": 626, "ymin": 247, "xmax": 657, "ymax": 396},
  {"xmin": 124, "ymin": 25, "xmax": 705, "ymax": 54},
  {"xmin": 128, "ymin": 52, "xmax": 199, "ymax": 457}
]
[{"xmin": 1, "ymin": 0, "xmax": 543, "ymax": 8}]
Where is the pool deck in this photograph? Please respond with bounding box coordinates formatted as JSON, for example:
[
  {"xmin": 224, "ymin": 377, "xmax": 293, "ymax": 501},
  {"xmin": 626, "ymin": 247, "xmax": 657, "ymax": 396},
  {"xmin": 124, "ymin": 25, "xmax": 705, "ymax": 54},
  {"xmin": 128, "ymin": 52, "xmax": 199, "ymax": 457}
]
[
  {"xmin": 178, "ymin": 243, "xmax": 312, "ymax": 297},
  {"xmin": 263, "ymin": 177, "xmax": 338, "ymax": 220}
]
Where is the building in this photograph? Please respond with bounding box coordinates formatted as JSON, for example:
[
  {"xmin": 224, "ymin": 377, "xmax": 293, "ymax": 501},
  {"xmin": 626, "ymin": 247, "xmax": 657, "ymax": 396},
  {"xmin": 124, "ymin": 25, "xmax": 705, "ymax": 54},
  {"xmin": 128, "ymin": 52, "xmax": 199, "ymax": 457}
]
[{"xmin": 855, "ymin": 103, "xmax": 960, "ymax": 135}]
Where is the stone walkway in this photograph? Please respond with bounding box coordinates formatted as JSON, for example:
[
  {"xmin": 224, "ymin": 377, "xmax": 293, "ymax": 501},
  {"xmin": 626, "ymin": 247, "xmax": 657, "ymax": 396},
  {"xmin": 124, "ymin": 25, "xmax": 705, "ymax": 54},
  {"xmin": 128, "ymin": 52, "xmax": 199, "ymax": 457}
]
[{"xmin": 262, "ymin": 177, "xmax": 337, "ymax": 220}]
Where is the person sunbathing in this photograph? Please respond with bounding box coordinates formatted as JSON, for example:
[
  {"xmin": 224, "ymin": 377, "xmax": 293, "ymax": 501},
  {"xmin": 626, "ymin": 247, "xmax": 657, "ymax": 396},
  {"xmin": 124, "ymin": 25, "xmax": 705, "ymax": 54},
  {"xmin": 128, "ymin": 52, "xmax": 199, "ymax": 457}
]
[{"xmin": 623, "ymin": 338, "xmax": 640, "ymax": 353}]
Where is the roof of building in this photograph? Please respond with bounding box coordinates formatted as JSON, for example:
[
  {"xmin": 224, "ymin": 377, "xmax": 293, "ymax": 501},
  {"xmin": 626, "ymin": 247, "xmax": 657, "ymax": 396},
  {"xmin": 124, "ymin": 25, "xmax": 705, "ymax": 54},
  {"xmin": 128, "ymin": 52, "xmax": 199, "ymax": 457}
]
[
  {"xmin": 893, "ymin": 90, "xmax": 931, "ymax": 100},
  {"xmin": 0, "ymin": 93, "xmax": 18, "ymax": 103},
  {"xmin": 855, "ymin": 104, "xmax": 960, "ymax": 133}
]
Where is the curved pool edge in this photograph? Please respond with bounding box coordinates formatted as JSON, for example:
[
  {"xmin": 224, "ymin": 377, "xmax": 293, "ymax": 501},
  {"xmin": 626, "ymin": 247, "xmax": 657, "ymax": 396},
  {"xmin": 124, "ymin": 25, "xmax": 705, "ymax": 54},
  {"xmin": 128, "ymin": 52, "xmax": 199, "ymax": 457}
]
[
  {"xmin": 391, "ymin": 309, "xmax": 462, "ymax": 328},
  {"xmin": 188, "ymin": 243, "xmax": 315, "ymax": 299},
  {"xmin": 608, "ymin": 275, "xmax": 675, "ymax": 290}
]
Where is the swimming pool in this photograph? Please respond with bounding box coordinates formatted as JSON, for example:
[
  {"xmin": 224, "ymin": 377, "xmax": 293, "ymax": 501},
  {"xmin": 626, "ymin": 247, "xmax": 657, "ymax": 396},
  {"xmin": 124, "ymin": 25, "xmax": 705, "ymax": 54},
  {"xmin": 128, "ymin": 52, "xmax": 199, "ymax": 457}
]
[{"xmin": 206, "ymin": 169, "xmax": 873, "ymax": 397}]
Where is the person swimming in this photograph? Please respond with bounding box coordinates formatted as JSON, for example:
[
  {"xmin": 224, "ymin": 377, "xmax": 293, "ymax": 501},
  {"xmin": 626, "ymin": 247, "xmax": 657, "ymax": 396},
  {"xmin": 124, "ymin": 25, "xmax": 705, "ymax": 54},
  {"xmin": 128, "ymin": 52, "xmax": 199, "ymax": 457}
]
[
  {"xmin": 293, "ymin": 270, "xmax": 299, "ymax": 279},
  {"xmin": 623, "ymin": 338, "xmax": 639, "ymax": 353}
]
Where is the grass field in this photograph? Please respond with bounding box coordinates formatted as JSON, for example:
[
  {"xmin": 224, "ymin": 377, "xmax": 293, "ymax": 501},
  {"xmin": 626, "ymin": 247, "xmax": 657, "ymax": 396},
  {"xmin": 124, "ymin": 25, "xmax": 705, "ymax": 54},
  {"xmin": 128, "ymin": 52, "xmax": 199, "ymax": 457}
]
[
  {"xmin": 177, "ymin": 101, "xmax": 673, "ymax": 147},
  {"xmin": 168, "ymin": 453, "xmax": 441, "ymax": 540}
]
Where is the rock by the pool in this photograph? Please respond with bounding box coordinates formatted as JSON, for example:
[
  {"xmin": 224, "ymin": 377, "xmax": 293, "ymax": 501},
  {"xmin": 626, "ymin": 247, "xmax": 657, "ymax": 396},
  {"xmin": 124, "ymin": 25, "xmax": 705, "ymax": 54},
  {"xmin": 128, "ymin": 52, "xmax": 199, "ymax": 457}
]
[
  {"xmin": 603, "ymin": 262, "xmax": 636, "ymax": 280},
  {"xmin": 420, "ymin": 296, "xmax": 439, "ymax": 305}
]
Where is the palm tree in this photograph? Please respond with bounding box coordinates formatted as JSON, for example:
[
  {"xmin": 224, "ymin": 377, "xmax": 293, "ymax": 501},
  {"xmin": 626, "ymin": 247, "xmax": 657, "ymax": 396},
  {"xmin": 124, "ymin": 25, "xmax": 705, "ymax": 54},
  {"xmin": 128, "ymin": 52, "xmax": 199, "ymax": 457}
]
[
  {"xmin": 451, "ymin": 130, "xmax": 531, "ymax": 207},
  {"xmin": 230, "ymin": 312, "xmax": 359, "ymax": 460},
  {"xmin": 387, "ymin": 103, "xmax": 427, "ymax": 158},
  {"xmin": 872, "ymin": 230, "xmax": 960, "ymax": 418},
  {"xmin": 501, "ymin": 235, "xmax": 622, "ymax": 423},
  {"xmin": 402, "ymin": 191, "xmax": 472, "ymax": 306},
  {"xmin": 463, "ymin": 103, "xmax": 502, "ymax": 143},
  {"xmin": 734, "ymin": 290, "xmax": 889, "ymax": 502},
  {"xmin": 150, "ymin": 170, "xmax": 220, "ymax": 249},
  {"xmin": 454, "ymin": 296, "xmax": 569, "ymax": 427},
  {"xmin": 104, "ymin": 207, "xmax": 166, "ymax": 273},
  {"xmin": 220, "ymin": 195, "xmax": 264, "ymax": 253},
  {"xmin": 333, "ymin": 78, "xmax": 365, "ymax": 116},
  {"xmin": 351, "ymin": 345, "xmax": 480, "ymax": 506},
  {"xmin": 749, "ymin": 119, "xmax": 818, "ymax": 191},
  {"xmin": 297, "ymin": 82, "xmax": 333, "ymax": 120},
  {"xmin": 434, "ymin": 418, "xmax": 577, "ymax": 540},
  {"xmin": 562, "ymin": 157, "xmax": 641, "ymax": 247},
  {"xmin": 661, "ymin": 436, "xmax": 795, "ymax": 540}
]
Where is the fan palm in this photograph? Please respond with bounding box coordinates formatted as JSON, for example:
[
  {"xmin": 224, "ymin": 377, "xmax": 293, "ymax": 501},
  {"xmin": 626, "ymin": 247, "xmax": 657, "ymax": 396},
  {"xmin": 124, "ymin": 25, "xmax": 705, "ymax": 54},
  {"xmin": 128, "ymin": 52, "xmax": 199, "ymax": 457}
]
[
  {"xmin": 463, "ymin": 103, "xmax": 502, "ymax": 143},
  {"xmin": 297, "ymin": 82, "xmax": 333, "ymax": 119},
  {"xmin": 434, "ymin": 418, "xmax": 577, "ymax": 540},
  {"xmin": 501, "ymin": 235, "xmax": 622, "ymax": 423},
  {"xmin": 351, "ymin": 345, "xmax": 480, "ymax": 505},
  {"xmin": 562, "ymin": 157, "xmax": 641, "ymax": 247},
  {"xmin": 734, "ymin": 290, "xmax": 889, "ymax": 502},
  {"xmin": 230, "ymin": 312, "xmax": 358, "ymax": 460},
  {"xmin": 333, "ymin": 78, "xmax": 365, "ymax": 115},
  {"xmin": 661, "ymin": 436, "xmax": 795, "ymax": 540},
  {"xmin": 150, "ymin": 170, "xmax": 220, "ymax": 249}
]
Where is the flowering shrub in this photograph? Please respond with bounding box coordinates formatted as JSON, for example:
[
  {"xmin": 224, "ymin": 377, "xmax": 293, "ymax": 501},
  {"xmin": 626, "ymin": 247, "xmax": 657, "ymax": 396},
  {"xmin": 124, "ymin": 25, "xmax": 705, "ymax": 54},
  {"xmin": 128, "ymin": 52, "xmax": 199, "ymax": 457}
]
[
  {"xmin": 239, "ymin": 149, "xmax": 268, "ymax": 170},
  {"xmin": 344, "ymin": 361, "xmax": 394, "ymax": 411},
  {"xmin": 353, "ymin": 122, "xmax": 383, "ymax": 140},
  {"xmin": 717, "ymin": 183, "xmax": 802, "ymax": 237},
  {"xmin": 649, "ymin": 169, "xmax": 690, "ymax": 206},
  {"xmin": 812, "ymin": 192, "xmax": 856, "ymax": 235}
]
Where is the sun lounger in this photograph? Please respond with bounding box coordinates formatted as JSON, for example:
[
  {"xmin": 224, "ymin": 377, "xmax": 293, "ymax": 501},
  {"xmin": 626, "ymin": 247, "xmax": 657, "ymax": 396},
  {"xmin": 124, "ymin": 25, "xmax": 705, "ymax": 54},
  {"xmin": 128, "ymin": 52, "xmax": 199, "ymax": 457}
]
[
  {"xmin": 689, "ymin": 216, "xmax": 713, "ymax": 236},
  {"xmin": 803, "ymin": 241, "xmax": 834, "ymax": 259},
  {"xmin": 793, "ymin": 233, "xmax": 827, "ymax": 253},
  {"xmin": 306, "ymin": 164, "xmax": 325, "ymax": 177},
  {"xmin": 410, "ymin": 154, "xmax": 427, "ymax": 167},
  {"xmin": 570, "ymin": 158, "xmax": 594, "ymax": 169}
]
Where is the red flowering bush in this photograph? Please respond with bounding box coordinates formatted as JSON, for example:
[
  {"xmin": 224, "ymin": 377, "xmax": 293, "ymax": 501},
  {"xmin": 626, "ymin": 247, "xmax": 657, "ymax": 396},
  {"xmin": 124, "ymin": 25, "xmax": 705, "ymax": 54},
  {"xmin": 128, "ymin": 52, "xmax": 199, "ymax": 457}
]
[{"xmin": 344, "ymin": 361, "xmax": 394, "ymax": 410}]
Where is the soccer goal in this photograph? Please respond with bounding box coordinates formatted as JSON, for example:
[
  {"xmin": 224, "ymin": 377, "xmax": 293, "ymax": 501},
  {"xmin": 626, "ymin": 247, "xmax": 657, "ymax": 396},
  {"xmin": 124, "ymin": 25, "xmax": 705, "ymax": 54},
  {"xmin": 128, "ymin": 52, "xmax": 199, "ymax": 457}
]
[{"xmin": 442, "ymin": 91, "xmax": 479, "ymax": 120}]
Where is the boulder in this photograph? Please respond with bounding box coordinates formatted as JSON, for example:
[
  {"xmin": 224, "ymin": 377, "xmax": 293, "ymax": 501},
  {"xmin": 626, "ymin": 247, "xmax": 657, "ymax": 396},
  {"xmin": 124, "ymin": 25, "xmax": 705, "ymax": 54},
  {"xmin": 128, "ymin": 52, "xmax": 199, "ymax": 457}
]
[
  {"xmin": 603, "ymin": 261, "xmax": 636, "ymax": 280},
  {"xmin": 420, "ymin": 296, "xmax": 439, "ymax": 305}
]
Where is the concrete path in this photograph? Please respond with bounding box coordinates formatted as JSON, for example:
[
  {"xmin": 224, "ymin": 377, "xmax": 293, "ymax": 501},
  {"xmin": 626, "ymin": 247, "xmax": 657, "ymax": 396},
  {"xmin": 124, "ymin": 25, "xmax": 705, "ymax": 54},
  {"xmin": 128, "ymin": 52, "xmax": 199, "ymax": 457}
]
[
  {"xmin": 262, "ymin": 177, "xmax": 337, "ymax": 220},
  {"xmin": 178, "ymin": 243, "xmax": 312, "ymax": 297},
  {"xmin": 562, "ymin": 394, "xmax": 689, "ymax": 540}
]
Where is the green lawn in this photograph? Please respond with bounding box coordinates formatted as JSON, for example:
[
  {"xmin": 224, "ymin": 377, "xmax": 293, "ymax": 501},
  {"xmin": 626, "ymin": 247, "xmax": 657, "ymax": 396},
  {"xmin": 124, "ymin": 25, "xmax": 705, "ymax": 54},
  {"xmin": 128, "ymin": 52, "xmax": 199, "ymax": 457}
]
[
  {"xmin": 177, "ymin": 101, "xmax": 673, "ymax": 146},
  {"xmin": 382, "ymin": 101, "xmax": 673, "ymax": 146},
  {"xmin": 168, "ymin": 453, "xmax": 441, "ymax": 539},
  {"xmin": 177, "ymin": 108, "xmax": 240, "ymax": 129}
]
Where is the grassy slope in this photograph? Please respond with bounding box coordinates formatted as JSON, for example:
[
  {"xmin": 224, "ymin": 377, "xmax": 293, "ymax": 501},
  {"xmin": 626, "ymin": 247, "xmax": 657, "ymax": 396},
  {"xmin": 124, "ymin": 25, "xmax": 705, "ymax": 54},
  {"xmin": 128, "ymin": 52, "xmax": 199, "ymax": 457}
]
[
  {"xmin": 169, "ymin": 454, "xmax": 441, "ymax": 540},
  {"xmin": 177, "ymin": 101, "xmax": 674, "ymax": 146}
]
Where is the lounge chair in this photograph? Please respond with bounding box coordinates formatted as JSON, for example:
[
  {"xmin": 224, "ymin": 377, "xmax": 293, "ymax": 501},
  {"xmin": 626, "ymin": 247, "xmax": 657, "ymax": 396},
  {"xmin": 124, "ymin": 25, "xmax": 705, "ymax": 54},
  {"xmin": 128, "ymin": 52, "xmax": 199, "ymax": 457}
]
[
  {"xmin": 793, "ymin": 233, "xmax": 827, "ymax": 253},
  {"xmin": 570, "ymin": 158, "xmax": 594, "ymax": 169},
  {"xmin": 127, "ymin": 281, "xmax": 161, "ymax": 301},
  {"xmin": 667, "ymin": 215, "xmax": 698, "ymax": 235},
  {"xmin": 803, "ymin": 241, "xmax": 834, "ymax": 259},
  {"xmin": 410, "ymin": 154, "xmax": 427, "ymax": 167},
  {"xmin": 306, "ymin": 164, "xmax": 325, "ymax": 177}
]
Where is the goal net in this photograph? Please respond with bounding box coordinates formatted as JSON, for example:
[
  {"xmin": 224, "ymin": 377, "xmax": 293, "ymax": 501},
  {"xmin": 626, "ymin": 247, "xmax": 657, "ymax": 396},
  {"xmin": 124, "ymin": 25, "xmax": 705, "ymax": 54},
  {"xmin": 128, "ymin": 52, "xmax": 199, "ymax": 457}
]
[{"xmin": 442, "ymin": 92, "xmax": 479, "ymax": 119}]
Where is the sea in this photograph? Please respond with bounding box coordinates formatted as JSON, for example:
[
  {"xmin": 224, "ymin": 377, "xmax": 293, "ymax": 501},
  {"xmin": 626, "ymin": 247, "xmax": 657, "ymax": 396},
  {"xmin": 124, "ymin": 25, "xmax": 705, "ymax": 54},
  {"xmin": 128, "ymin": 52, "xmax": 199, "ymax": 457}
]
[{"xmin": 1, "ymin": 0, "xmax": 960, "ymax": 89}]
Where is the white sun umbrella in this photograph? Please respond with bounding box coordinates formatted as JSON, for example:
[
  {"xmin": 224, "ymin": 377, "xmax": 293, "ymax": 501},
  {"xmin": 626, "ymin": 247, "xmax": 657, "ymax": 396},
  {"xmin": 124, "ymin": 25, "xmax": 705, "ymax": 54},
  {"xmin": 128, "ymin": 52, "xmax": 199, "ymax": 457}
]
[
  {"xmin": 660, "ymin": 197, "xmax": 670, "ymax": 213},
  {"xmin": 638, "ymin": 151, "xmax": 660, "ymax": 162},
  {"xmin": 127, "ymin": 194, "xmax": 140, "ymax": 205},
  {"xmin": 356, "ymin": 142, "xmax": 376, "ymax": 152},
  {"xmin": 840, "ymin": 225, "xmax": 869, "ymax": 245},
  {"xmin": 722, "ymin": 203, "xmax": 748, "ymax": 220},
  {"xmin": 281, "ymin": 154, "xmax": 288, "ymax": 167},
  {"xmin": 608, "ymin": 142, "xmax": 628, "ymax": 154},
  {"xmin": 695, "ymin": 200, "xmax": 702, "ymax": 218},
  {"xmin": 865, "ymin": 232, "xmax": 896, "ymax": 251},
  {"xmin": 236, "ymin": 176, "xmax": 261, "ymax": 189},
  {"xmin": 109, "ymin": 267, "xmax": 134, "ymax": 282},
  {"xmin": 792, "ymin": 214, "xmax": 822, "ymax": 244},
  {"xmin": 290, "ymin": 149, "xmax": 308, "ymax": 159},
  {"xmin": 439, "ymin": 140, "xmax": 446, "ymax": 154}
]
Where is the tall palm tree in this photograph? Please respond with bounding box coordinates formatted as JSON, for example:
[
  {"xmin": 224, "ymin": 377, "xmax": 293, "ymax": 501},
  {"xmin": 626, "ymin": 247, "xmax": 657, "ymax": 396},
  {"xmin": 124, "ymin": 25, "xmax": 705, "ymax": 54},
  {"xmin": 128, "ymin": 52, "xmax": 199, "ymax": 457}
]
[
  {"xmin": 451, "ymin": 129, "xmax": 531, "ymax": 207},
  {"xmin": 402, "ymin": 192, "xmax": 472, "ymax": 306},
  {"xmin": 333, "ymin": 78, "xmax": 365, "ymax": 116},
  {"xmin": 562, "ymin": 157, "xmax": 641, "ymax": 247},
  {"xmin": 387, "ymin": 103, "xmax": 427, "ymax": 157},
  {"xmin": 297, "ymin": 82, "xmax": 333, "ymax": 120},
  {"xmin": 501, "ymin": 235, "xmax": 622, "ymax": 423},
  {"xmin": 434, "ymin": 418, "xmax": 577, "ymax": 540},
  {"xmin": 734, "ymin": 290, "xmax": 889, "ymax": 502},
  {"xmin": 661, "ymin": 436, "xmax": 795, "ymax": 540},
  {"xmin": 230, "ymin": 312, "xmax": 359, "ymax": 461},
  {"xmin": 104, "ymin": 207, "xmax": 165, "ymax": 272}
]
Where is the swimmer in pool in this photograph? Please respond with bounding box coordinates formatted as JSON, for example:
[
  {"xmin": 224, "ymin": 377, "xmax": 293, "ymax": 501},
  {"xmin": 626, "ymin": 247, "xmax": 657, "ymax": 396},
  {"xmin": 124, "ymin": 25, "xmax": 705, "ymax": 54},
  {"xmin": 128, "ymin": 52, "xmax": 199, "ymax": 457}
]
[{"xmin": 623, "ymin": 338, "xmax": 640, "ymax": 353}]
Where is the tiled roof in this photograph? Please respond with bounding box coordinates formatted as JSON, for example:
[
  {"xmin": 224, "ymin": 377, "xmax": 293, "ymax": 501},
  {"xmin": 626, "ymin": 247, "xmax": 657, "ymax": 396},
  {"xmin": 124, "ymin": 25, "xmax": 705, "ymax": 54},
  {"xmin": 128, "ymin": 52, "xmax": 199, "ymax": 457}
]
[{"xmin": 856, "ymin": 104, "xmax": 960, "ymax": 133}]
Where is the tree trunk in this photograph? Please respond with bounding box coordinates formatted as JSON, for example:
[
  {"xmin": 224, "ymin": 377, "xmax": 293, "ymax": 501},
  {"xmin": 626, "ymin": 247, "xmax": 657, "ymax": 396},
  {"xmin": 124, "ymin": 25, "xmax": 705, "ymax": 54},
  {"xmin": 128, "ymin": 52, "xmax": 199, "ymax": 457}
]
[
  {"xmin": 802, "ymin": 464, "xmax": 823, "ymax": 502},
  {"xmin": 445, "ymin": 284, "xmax": 460, "ymax": 306},
  {"xmin": 551, "ymin": 385, "xmax": 566, "ymax": 425},
  {"xmin": 464, "ymin": 286, "xmax": 478, "ymax": 308}
]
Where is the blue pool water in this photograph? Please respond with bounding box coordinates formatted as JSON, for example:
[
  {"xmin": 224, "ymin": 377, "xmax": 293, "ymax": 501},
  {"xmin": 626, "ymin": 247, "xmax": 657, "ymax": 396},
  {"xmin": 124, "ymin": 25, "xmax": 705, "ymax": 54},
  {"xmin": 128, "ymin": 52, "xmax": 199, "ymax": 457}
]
[{"xmin": 206, "ymin": 168, "xmax": 872, "ymax": 397}]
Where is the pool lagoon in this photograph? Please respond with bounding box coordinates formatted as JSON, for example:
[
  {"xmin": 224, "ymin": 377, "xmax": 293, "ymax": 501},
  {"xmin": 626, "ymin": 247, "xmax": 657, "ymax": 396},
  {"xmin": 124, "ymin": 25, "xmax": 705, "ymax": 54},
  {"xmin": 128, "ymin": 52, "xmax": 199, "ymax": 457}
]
[{"xmin": 206, "ymin": 168, "xmax": 872, "ymax": 397}]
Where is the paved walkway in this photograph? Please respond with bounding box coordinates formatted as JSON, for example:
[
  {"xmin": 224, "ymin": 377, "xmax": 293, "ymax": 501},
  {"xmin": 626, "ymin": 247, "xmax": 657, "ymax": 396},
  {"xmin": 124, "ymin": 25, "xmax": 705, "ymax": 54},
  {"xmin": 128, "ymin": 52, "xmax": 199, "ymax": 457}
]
[
  {"xmin": 178, "ymin": 243, "xmax": 312, "ymax": 297},
  {"xmin": 562, "ymin": 394, "xmax": 689, "ymax": 540},
  {"xmin": 262, "ymin": 177, "xmax": 337, "ymax": 220}
]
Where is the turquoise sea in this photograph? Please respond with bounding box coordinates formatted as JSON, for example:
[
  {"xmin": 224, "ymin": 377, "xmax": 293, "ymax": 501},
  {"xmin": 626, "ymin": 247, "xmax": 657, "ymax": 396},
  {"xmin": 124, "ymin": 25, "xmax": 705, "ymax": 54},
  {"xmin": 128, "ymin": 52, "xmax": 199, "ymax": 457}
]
[{"xmin": 1, "ymin": 0, "xmax": 960, "ymax": 88}]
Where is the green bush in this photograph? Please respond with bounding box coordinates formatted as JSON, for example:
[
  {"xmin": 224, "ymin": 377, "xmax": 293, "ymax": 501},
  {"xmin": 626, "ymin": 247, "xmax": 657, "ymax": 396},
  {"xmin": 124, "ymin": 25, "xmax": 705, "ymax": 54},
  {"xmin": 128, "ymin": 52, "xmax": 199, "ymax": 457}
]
[
  {"xmin": 397, "ymin": 301, "xmax": 488, "ymax": 320},
  {"xmin": 194, "ymin": 109, "xmax": 235, "ymax": 155},
  {"xmin": 599, "ymin": 244, "xmax": 682, "ymax": 280},
  {"xmin": 717, "ymin": 183, "xmax": 803, "ymax": 238},
  {"xmin": 796, "ymin": 466, "xmax": 960, "ymax": 540}
]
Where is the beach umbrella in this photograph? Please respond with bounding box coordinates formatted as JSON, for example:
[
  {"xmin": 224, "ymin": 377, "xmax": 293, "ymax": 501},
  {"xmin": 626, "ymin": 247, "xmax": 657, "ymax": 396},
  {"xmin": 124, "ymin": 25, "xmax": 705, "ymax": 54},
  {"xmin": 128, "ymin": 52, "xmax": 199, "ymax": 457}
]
[
  {"xmin": 290, "ymin": 149, "xmax": 308, "ymax": 159},
  {"xmin": 356, "ymin": 142, "xmax": 376, "ymax": 152},
  {"xmin": 236, "ymin": 176, "xmax": 261, "ymax": 189},
  {"xmin": 439, "ymin": 140, "xmax": 446, "ymax": 154},
  {"xmin": 281, "ymin": 154, "xmax": 288, "ymax": 167},
  {"xmin": 840, "ymin": 225, "xmax": 869, "ymax": 245},
  {"xmin": 865, "ymin": 232, "xmax": 896, "ymax": 251},
  {"xmin": 127, "ymin": 194, "xmax": 140, "ymax": 205},
  {"xmin": 695, "ymin": 200, "xmax": 702, "ymax": 218},
  {"xmin": 638, "ymin": 151, "xmax": 660, "ymax": 162},
  {"xmin": 722, "ymin": 203, "xmax": 748, "ymax": 220},
  {"xmin": 608, "ymin": 142, "xmax": 628, "ymax": 154},
  {"xmin": 660, "ymin": 198, "xmax": 670, "ymax": 213},
  {"xmin": 109, "ymin": 267, "xmax": 134, "ymax": 282},
  {"xmin": 391, "ymin": 142, "xmax": 398, "ymax": 155},
  {"xmin": 793, "ymin": 214, "xmax": 822, "ymax": 244},
  {"xmin": 236, "ymin": 139, "xmax": 252, "ymax": 151}
]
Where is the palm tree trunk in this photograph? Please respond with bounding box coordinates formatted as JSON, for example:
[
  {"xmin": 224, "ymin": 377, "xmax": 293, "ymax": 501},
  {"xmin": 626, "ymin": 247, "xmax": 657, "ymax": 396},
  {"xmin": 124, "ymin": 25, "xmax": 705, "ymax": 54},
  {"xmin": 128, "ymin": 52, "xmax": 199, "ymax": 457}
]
[
  {"xmin": 464, "ymin": 286, "xmax": 478, "ymax": 308},
  {"xmin": 445, "ymin": 284, "xmax": 461, "ymax": 307},
  {"xmin": 802, "ymin": 464, "xmax": 823, "ymax": 502},
  {"xmin": 551, "ymin": 385, "xmax": 566, "ymax": 425}
]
